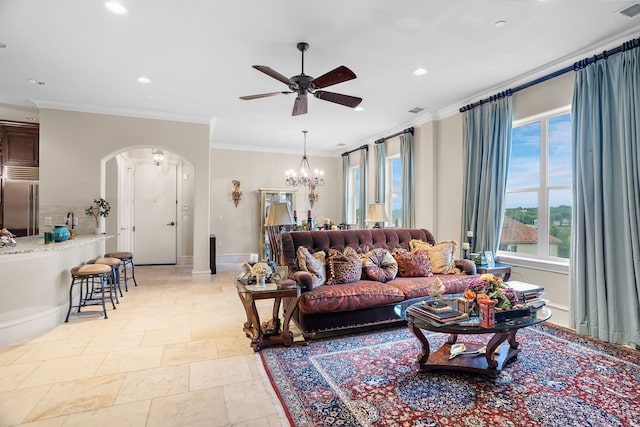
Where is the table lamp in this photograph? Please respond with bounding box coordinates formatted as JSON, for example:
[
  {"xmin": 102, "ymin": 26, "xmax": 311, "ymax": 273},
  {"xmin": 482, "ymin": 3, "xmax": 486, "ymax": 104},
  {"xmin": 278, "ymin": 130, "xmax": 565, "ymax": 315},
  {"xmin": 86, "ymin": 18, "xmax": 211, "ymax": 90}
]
[{"xmin": 365, "ymin": 203, "xmax": 389, "ymax": 228}]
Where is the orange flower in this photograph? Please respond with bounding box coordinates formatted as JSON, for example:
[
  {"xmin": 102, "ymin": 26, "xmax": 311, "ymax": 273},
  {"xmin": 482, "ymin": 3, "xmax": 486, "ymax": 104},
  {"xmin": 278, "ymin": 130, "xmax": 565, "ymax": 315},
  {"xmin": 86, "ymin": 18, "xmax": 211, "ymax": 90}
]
[
  {"xmin": 464, "ymin": 290, "xmax": 476, "ymax": 300},
  {"xmin": 476, "ymin": 293, "xmax": 491, "ymax": 304}
]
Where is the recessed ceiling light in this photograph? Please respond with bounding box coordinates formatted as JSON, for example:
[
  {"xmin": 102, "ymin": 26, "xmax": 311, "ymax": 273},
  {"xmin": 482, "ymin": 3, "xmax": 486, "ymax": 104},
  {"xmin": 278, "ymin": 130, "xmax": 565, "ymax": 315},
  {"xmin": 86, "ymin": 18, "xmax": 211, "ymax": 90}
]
[
  {"xmin": 494, "ymin": 20, "xmax": 507, "ymax": 28},
  {"xmin": 137, "ymin": 76, "xmax": 151, "ymax": 84},
  {"xmin": 354, "ymin": 106, "xmax": 364, "ymax": 112},
  {"xmin": 336, "ymin": 143, "xmax": 346, "ymax": 147},
  {"xmin": 408, "ymin": 107, "xmax": 424, "ymax": 114},
  {"xmin": 27, "ymin": 78, "xmax": 46, "ymax": 85},
  {"xmin": 105, "ymin": 2, "xmax": 127, "ymax": 14},
  {"xmin": 0, "ymin": 43, "xmax": 6, "ymax": 49},
  {"xmin": 413, "ymin": 68, "xmax": 428, "ymax": 76}
]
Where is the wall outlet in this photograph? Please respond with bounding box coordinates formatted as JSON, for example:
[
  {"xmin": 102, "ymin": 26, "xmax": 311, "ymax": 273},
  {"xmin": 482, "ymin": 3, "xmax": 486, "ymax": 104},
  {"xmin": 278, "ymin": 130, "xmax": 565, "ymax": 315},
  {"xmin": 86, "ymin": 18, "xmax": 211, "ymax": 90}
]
[{"xmin": 44, "ymin": 217, "xmax": 52, "ymax": 226}]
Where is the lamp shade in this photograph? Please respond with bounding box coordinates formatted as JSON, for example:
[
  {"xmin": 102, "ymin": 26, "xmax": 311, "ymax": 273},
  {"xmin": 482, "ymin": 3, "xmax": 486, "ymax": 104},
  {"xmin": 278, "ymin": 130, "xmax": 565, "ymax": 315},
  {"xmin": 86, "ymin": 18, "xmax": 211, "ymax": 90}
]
[
  {"xmin": 365, "ymin": 203, "xmax": 389, "ymax": 223},
  {"xmin": 265, "ymin": 202, "xmax": 293, "ymax": 226}
]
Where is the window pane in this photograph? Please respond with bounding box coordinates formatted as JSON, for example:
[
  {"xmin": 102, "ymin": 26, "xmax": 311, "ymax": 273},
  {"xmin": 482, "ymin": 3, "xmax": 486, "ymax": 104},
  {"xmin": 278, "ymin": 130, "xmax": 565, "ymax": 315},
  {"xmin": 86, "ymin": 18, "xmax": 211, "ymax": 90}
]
[
  {"xmin": 549, "ymin": 189, "xmax": 572, "ymax": 259},
  {"xmin": 548, "ymin": 113, "xmax": 572, "ymax": 187},
  {"xmin": 501, "ymin": 192, "xmax": 538, "ymax": 254},
  {"xmin": 508, "ymin": 122, "xmax": 540, "ymax": 189},
  {"xmin": 391, "ymin": 157, "xmax": 402, "ymax": 227},
  {"xmin": 354, "ymin": 167, "xmax": 360, "ymax": 223}
]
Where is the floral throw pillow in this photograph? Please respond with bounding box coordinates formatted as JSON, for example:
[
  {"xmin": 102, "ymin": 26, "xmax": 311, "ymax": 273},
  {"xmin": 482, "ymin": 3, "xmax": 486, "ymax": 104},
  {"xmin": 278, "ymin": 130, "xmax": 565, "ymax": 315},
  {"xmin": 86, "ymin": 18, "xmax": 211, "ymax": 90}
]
[
  {"xmin": 327, "ymin": 247, "xmax": 362, "ymax": 285},
  {"xmin": 362, "ymin": 248, "xmax": 398, "ymax": 283},
  {"xmin": 393, "ymin": 250, "xmax": 432, "ymax": 277},
  {"xmin": 296, "ymin": 247, "xmax": 326, "ymax": 289},
  {"xmin": 410, "ymin": 239, "xmax": 458, "ymax": 274}
]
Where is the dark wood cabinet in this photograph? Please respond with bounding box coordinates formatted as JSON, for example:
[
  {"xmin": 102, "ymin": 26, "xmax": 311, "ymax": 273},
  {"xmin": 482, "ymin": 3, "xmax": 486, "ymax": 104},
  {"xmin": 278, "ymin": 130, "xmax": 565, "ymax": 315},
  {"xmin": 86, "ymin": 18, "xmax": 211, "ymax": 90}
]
[{"xmin": 1, "ymin": 124, "xmax": 39, "ymax": 167}]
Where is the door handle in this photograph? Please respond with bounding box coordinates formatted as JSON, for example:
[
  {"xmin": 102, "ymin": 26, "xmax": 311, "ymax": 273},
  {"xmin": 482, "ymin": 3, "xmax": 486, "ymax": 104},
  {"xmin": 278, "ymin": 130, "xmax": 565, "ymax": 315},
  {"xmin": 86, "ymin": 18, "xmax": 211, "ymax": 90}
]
[{"xmin": 167, "ymin": 221, "xmax": 176, "ymax": 226}]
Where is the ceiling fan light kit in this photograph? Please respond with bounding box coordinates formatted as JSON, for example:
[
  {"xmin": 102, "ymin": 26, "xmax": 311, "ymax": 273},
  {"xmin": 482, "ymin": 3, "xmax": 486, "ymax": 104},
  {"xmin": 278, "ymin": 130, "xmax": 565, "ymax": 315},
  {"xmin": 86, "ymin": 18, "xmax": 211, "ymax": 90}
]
[{"xmin": 240, "ymin": 42, "xmax": 362, "ymax": 116}]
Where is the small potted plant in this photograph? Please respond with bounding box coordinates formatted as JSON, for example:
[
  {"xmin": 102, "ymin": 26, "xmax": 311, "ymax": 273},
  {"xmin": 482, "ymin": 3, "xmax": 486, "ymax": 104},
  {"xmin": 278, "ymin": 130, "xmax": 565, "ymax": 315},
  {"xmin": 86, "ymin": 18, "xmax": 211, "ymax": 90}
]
[{"xmin": 85, "ymin": 197, "xmax": 111, "ymax": 234}]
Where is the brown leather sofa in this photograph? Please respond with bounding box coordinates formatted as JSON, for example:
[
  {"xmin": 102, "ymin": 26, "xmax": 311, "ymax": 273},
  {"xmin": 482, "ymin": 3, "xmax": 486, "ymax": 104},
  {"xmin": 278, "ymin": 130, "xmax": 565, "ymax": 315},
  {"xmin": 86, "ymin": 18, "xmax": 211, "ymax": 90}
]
[{"xmin": 281, "ymin": 228, "xmax": 477, "ymax": 339}]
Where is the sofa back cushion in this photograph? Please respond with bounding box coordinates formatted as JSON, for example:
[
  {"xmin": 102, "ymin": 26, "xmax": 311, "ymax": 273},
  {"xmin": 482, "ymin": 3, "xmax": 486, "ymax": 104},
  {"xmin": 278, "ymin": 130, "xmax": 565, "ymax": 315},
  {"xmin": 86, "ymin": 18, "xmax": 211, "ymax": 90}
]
[{"xmin": 281, "ymin": 228, "xmax": 436, "ymax": 275}]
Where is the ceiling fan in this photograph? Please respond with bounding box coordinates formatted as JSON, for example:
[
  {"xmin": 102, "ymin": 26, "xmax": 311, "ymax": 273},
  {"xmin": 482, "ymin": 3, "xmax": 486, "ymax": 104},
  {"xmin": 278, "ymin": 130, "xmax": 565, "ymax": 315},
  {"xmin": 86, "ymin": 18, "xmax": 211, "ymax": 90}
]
[{"xmin": 239, "ymin": 42, "xmax": 362, "ymax": 116}]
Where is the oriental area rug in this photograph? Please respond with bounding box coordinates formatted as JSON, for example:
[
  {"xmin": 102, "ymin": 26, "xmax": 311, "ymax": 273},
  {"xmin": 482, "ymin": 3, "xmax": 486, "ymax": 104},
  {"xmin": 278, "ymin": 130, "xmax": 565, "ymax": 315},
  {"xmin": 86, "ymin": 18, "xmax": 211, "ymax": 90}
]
[{"xmin": 259, "ymin": 325, "xmax": 639, "ymax": 427}]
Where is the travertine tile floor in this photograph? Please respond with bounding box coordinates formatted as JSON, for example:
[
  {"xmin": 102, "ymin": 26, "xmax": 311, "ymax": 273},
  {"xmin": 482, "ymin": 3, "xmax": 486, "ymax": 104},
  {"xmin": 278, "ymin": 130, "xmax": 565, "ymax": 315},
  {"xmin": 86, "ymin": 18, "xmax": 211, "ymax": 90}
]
[{"xmin": 0, "ymin": 264, "xmax": 288, "ymax": 427}]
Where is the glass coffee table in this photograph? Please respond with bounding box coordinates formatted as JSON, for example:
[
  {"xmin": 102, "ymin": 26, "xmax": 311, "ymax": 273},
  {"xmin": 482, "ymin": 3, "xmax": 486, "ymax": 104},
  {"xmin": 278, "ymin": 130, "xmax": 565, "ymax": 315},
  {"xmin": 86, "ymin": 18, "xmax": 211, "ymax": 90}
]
[
  {"xmin": 395, "ymin": 298, "xmax": 552, "ymax": 377},
  {"xmin": 236, "ymin": 279, "xmax": 301, "ymax": 352}
]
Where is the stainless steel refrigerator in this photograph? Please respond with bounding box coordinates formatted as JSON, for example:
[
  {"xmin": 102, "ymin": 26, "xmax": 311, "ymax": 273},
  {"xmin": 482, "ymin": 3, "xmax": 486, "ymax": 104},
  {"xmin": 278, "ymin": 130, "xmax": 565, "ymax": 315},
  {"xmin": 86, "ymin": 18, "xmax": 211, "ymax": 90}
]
[{"xmin": 1, "ymin": 166, "xmax": 39, "ymax": 237}]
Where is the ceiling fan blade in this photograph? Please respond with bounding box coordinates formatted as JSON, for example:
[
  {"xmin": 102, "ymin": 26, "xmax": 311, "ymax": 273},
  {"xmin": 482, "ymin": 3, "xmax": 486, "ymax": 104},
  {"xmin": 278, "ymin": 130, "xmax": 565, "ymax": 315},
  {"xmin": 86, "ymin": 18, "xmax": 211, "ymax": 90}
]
[
  {"xmin": 314, "ymin": 91, "xmax": 362, "ymax": 108},
  {"xmin": 253, "ymin": 65, "xmax": 295, "ymax": 86},
  {"xmin": 311, "ymin": 66, "xmax": 357, "ymax": 89},
  {"xmin": 239, "ymin": 92, "xmax": 289, "ymax": 100},
  {"xmin": 292, "ymin": 95, "xmax": 308, "ymax": 116}
]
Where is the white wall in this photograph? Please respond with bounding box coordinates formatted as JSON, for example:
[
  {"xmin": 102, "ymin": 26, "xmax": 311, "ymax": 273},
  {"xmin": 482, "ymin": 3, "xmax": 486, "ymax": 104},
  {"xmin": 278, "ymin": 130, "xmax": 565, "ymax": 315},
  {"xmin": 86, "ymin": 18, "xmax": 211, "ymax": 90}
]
[
  {"xmin": 210, "ymin": 148, "xmax": 342, "ymax": 258},
  {"xmin": 39, "ymin": 109, "xmax": 211, "ymax": 274}
]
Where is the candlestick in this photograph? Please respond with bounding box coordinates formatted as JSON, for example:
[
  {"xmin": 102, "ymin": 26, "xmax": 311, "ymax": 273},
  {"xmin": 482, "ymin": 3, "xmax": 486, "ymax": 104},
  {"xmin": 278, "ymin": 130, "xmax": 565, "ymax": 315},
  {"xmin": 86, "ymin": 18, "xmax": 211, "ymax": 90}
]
[{"xmin": 462, "ymin": 242, "xmax": 469, "ymax": 250}]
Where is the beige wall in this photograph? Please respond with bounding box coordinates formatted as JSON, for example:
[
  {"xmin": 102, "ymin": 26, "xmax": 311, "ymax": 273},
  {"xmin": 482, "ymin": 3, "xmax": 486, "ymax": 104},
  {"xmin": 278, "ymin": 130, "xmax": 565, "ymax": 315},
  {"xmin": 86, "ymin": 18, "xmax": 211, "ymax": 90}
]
[
  {"xmin": 39, "ymin": 109, "xmax": 211, "ymax": 273},
  {"xmin": 210, "ymin": 148, "xmax": 342, "ymax": 258}
]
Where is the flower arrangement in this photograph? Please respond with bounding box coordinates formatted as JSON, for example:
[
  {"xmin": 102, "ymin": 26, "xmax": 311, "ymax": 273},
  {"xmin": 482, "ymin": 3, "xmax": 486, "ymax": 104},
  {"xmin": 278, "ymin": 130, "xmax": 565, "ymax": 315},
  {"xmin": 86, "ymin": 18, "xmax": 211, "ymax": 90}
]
[
  {"xmin": 463, "ymin": 273, "xmax": 520, "ymax": 311},
  {"xmin": 0, "ymin": 228, "xmax": 17, "ymax": 247},
  {"xmin": 85, "ymin": 198, "xmax": 111, "ymax": 227},
  {"xmin": 250, "ymin": 262, "xmax": 272, "ymax": 277}
]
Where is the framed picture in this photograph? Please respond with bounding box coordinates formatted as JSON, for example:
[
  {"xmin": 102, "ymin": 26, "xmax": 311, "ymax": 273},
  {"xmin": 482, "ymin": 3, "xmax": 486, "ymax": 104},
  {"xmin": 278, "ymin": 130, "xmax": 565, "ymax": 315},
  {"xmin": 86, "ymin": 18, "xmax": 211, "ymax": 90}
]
[
  {"xmin": 272, "ymin": 266, "xmax": 288, "ymax": 281},
  {"xmin": 484, "ymin": 251, "xmax": 495, "ymax": 268}
]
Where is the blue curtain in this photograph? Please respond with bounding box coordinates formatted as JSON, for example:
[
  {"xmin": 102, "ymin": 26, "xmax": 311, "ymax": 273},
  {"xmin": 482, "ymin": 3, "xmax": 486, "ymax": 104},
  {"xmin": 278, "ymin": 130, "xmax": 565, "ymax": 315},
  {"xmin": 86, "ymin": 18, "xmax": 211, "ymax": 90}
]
[
  {"xmin": 374, "ymin": 141, "xmax": 386, "ymax": 203},
  {"xmin": 400, "ymin": 133, "xmax": 414, "ymax": 228},
  {"xmin": 571, "ymin": 44, "xmax": 640, "ymax": 345},
  {"xmin": 461, "ymin": 96, "xmax": 513, "ymax": 254},
  {"xmin": 359, "ymin": 147, "xmax": 369, "ymax": 229},
  {"xmin": 342, "ymin": 154, "xmax": 349, "ymax": 224}
]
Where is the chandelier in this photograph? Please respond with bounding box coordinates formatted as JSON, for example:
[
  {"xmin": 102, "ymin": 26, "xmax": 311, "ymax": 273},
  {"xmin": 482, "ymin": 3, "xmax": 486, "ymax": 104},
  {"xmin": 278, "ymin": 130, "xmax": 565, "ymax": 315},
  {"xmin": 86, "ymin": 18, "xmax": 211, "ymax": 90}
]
[{"xmin": 285, "ymin": 130, "xmax": 325, "ymax": 187}]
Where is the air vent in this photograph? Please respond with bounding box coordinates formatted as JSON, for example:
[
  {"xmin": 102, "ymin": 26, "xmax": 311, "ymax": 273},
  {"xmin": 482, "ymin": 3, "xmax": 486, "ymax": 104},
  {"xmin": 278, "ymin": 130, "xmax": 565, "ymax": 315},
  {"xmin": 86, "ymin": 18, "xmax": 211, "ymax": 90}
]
[
  {"xmin": 618, "ymin": 2, "xmax": 640, "ymax": 18},
  {"xmin": 3, "ymin": 165, "xmax": 39, "ymax": 181},
  {"xmin": 408, "ymin": 107, "xmax": 424, "ymax": 114}
]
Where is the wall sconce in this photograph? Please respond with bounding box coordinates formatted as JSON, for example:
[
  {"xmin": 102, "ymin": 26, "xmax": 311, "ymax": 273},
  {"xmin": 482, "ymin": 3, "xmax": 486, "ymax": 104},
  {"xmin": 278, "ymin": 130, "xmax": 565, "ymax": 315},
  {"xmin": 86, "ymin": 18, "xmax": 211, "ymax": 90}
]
[
  {"xmin": 308, "ymin": 184, "xmax": 318, "ymax": 208},
  {"xmin": 232, "ymin": 180, "xmax": 242, "ymax": 207},
  {"xmin": 152, "ymin": 149, "xmax": 164, "ymax": 166}
]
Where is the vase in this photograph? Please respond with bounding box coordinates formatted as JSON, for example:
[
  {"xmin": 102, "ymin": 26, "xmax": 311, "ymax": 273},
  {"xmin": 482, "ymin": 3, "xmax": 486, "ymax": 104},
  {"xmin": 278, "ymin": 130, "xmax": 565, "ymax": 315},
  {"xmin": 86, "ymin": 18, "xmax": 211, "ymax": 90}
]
[
  {"xmin": 256, "ymin": 274, "xmax": 266, "ymax": 286},
  {"xmin": 94, "ymin": 228, "xmax": 102, "ymax": 235},
  {"xmin": 53, "ymin": 225, "xmax": 70, "ymax": 242}
]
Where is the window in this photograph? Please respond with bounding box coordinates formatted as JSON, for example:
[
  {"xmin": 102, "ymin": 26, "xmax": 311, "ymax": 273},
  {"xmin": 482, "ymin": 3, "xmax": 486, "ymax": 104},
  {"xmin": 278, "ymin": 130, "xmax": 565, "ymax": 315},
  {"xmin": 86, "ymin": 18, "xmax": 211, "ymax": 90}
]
[
  {"xmin": 386, "ymin": 156, "xmax": 403, "ymax": 227},
  {"xmin": 500, "ymin": 109, "xmax": 572, "ymax": 260},
  {"xmin": 348, "ymin": 166, "xmax": 360, "ymax": 224}
]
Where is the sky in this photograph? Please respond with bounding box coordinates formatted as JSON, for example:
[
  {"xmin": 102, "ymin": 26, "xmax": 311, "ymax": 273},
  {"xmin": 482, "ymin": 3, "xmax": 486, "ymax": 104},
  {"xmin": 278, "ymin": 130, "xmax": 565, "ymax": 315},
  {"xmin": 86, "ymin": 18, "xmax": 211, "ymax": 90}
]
[{"xmin": 506, "ymin": 112, "xmax": 572, "ymax": 209}]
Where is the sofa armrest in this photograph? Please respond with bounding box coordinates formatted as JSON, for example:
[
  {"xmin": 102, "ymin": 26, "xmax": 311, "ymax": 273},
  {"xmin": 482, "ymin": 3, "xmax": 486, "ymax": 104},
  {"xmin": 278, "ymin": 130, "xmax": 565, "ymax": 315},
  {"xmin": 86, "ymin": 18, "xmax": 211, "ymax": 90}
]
[
  {"xmin": 292, "ymin": 270, "xmax": 314, "ymax": 290},
  {"xmin": 455, "ymin": 259, "xmax": 477, "ymax": 275}
]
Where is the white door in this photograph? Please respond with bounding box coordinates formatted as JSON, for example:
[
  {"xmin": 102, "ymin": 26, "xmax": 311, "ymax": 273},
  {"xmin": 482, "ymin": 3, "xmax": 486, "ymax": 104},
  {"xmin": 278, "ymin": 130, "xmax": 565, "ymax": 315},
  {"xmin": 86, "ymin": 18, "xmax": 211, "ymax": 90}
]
[{"xmin": 133, "ymin": 162, "xmax": 177, "ymax": 264}]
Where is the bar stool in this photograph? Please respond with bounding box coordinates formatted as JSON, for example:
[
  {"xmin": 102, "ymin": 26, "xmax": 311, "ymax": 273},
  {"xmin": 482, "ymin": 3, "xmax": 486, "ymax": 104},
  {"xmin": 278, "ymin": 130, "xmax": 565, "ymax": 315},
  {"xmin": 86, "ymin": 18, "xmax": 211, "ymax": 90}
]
[
  {"xmin": 65, "ymin": 264, "xmax": 115, "ymax": 322},
  {"xmin": 92, "ymin": 257, "xmax": 123, "ymax": 302},
  {"xmin": 104, "ymin": 251, "xmax": 138, "ymax": 291}
]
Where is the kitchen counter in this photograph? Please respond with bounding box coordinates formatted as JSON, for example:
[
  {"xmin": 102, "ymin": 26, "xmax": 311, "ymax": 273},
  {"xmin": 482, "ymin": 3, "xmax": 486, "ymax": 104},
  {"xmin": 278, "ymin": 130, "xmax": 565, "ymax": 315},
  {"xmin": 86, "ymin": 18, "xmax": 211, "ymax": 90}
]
[{"xmin": 0, "ymin": 234, "xmax": 114, "ymax": 345}]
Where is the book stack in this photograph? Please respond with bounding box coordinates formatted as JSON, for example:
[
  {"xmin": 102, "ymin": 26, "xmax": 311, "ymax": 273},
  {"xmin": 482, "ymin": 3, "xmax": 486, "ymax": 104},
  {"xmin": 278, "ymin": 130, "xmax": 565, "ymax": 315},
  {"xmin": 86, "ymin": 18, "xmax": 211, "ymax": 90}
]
[
  {"xmin": 406, "ymin": 302, "xmax": 469, "ymax": 325},
  {"xmin": 507, "ymin": 281, "xmax": 547, "ymax": 309}
]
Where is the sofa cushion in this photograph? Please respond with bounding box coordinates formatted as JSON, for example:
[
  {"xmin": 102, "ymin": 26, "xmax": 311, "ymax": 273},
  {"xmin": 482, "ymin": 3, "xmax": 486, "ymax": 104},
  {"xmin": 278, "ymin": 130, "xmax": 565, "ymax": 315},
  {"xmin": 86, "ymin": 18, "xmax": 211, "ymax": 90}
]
[
  {"xmin": 387, "ymin": 274, "xmax": 475, "ymax": 299},
  {"xmin": 296, "ymin": 247, "xmax": 326, "ymax": 290},
  {"xmin": 327, "ymin": 247, "xmax": 362, "ymax": 285},
  {"xmin": 410, "ymin": 239, "xmax": 458, "ymax": 274},
  {"xmin": 298, "ymin": 281, "xmax": 405, "ymax": 314},
  {"xmin": 393, "ymin": 250, "xmax": 432, "ymax": 277},
  {"xmin": 362, "ymin": 248, "xmax": 398, "ymax": 283}
]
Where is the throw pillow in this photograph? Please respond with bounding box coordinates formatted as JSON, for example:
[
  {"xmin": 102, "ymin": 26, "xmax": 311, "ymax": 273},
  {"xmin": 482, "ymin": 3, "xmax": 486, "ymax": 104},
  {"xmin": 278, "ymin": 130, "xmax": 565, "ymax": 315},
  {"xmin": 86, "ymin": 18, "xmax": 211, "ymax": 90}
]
[
  {"xmin": 327, "ymin": 247, "xmax": 362, "ymax": 285},
  {"xmin": 296, "ymin": 247, "xmax": 326, "ymax": 289},
  {"xmin": 362, "ymin": 248, "xmax": 398, "ymax": 282},
  {"xmin": 410, "ymin": 239, "xmax": 458, "ymax": 274},
  {"xmin": 393, "ymin": 250, "xmax": 432, "ymax": 277}
]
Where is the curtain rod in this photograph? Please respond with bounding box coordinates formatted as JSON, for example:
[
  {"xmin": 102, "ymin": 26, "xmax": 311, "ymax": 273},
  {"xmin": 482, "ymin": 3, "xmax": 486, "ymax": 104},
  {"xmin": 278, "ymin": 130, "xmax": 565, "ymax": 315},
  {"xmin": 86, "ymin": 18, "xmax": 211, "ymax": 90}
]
[
  {"xmin": 459, "ymin": 36, "xmax": 640, "ymax": 113},
  {"xmin": 374, "ymin": 127, "xmax": 414, "ymax": 144},
  {"xmin": 341, "ymin": 144, "xmax": 369, "ymax": 157}
]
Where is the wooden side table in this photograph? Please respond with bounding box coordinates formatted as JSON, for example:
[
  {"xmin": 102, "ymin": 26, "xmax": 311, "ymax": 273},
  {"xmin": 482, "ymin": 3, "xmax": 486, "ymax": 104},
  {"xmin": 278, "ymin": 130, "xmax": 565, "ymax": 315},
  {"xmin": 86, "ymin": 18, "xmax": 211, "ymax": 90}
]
[
  {"xmin": 236, "ymin": 279, "xmax": 301, "ymax": 352},
  {"xmin": 476, "ymin": 262, "xmax": 511, "ymax": 281}
]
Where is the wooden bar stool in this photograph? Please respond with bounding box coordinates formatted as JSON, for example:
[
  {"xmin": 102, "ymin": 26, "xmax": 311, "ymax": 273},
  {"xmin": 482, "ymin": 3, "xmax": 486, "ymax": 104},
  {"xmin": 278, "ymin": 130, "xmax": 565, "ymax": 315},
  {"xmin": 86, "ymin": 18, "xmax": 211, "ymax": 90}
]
[
  {"xmin": 65, "ymin": 264, "xmax": 115, "ymax": 322},
  {"xmin": 92, "ymin": 257, "xmax": 123, "ymax": 302},
  {"xmin": 105, "ymin": 251, "xmax": 138, "ymax": 291}
]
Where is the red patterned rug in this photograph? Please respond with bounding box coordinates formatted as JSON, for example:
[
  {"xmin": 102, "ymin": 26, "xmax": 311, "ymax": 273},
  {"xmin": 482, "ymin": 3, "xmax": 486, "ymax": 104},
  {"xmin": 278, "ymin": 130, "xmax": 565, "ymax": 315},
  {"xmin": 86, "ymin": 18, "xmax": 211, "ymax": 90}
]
[{"xmin": 259, "ymin": 324, "xmax": 639, "ymax": 426}]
